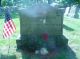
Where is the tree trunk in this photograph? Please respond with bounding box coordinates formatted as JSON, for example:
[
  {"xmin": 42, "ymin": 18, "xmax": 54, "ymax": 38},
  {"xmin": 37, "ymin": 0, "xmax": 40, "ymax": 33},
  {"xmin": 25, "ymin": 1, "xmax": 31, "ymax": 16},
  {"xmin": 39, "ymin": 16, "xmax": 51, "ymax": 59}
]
[
  {"xmin": 48, "ymin": 0, "xmax": 55, "ymax": 4},
  {"xmin": 48, "ymin": 0, "xmax": 52, "ymax": 4},
  {"xmin": 0, "ymin": 0, "xmax": 1, "ymax": 6}
]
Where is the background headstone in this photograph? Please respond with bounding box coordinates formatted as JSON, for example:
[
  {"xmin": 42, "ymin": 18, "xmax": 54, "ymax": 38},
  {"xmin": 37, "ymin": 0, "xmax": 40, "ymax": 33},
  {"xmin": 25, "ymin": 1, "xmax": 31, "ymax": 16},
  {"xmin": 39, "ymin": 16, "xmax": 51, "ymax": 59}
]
[
  {"xmin": 68, "ymin": 5, "xmax": 77, "ymax": 17},
  {"xmin": 64, "ymin": 7, "xmax": 71, "ymax": 16}
]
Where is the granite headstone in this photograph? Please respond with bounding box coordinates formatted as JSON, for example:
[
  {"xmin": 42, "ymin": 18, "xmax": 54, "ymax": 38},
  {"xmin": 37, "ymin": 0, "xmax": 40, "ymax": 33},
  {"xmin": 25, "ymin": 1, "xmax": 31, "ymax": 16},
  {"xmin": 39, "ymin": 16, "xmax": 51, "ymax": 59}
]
[{"xmin": 16, "ymin": 3, "xmax": 68, "ymax": 51}]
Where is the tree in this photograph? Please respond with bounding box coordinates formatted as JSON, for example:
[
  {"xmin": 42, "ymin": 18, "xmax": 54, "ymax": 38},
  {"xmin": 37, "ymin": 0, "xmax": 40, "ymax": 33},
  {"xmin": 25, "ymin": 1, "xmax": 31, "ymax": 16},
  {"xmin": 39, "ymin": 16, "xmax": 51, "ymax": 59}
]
[
  {"xmin": 1, "ymin": 0, "xmax": 7, "ymax": 6},
  {"xmin": 48, "ymin": 0, "xmax": 55, "ymax": 4},
  {"xmin": 0, "ymin": 0, "xmax": 1, "ymax": 6},
  {"xmin": 61, "ymin": 0, "xmax": 80, "ymax": 7},
  {"xmin": 6, "ymin": 0, "xmax": 13, "ymax": 6}
]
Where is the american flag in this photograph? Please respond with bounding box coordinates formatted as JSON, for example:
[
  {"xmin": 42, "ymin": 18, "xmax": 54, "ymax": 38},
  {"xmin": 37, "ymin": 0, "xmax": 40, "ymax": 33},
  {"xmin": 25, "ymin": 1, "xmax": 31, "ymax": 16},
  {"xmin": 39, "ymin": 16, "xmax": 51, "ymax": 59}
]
[{"xmin": 3, "ymin": 7, "xmax": 16, "ymax": 38}]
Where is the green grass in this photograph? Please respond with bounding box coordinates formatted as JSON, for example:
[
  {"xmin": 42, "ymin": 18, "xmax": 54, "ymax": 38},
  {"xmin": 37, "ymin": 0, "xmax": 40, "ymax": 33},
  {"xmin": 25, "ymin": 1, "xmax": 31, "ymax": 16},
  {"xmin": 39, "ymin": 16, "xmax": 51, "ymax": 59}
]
[
  {"xmin": 0, "ymin": 16, "xmax": 80, "ymax": 59},
  {"xmin": 63, "ymin": 17, "xmax": 80, "ymax": 44}
]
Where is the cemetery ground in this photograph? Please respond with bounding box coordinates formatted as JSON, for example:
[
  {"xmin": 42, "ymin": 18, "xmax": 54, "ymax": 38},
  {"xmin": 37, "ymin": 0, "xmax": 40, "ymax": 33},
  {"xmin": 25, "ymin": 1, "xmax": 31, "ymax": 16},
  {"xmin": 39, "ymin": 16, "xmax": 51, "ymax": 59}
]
[{"xmin": 0, "ymin": 16, "xmax": 80, "ymax": 59}]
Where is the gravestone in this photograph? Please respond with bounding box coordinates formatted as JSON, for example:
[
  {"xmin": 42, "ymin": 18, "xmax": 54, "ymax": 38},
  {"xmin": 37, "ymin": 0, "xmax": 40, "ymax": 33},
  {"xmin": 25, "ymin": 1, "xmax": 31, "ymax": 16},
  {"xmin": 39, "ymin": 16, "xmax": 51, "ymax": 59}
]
[
  {"xmin": 16, "ymin": 3, "xmax": 68, "ymax": 52},
  {"xmin": 68, "ymin": 5, "xmax": 77, "ymax": 17},
  {"xmin": 64, "ymin": 7, "xmax": 71, "ymax": 16}
]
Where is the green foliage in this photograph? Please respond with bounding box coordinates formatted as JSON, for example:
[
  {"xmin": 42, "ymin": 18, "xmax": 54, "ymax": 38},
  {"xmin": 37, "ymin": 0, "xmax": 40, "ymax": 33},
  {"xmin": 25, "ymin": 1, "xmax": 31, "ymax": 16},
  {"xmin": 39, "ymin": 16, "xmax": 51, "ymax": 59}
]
[
  {"xmin": 0, "ymin": 0, "xmax": 1, "ymax": 6},
  {"xmin": 1, "ymin": 0, "xmax": 13, "ymax": 6},
  {"xmin": 1, "ymin": 0, "xmax": 54, "ymax": 7},
  {"xmin": 6, "ymin": 0, "xmax": 13, "ymax": 6},
  {"xmin": 1, "ymin": 0, "xmax": 7, "ymax": 6},
  {"xmin": 75, "ymin": 0, "xmax": 80, "ymax": 4},
  {"xmin": 61, "ymin": 0, "xmax": 80, "ymax": 7}
]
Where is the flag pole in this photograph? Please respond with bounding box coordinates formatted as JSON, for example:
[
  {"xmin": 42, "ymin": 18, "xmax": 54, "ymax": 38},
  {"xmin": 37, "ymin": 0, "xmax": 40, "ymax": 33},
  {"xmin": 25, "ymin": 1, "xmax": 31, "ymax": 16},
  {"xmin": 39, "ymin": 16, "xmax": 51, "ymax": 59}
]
[
  {"xmin": 8, "ymin": 37, "xmax": 10, "ymax": 56},
  {"xmin": 3, "ymin": 6, "xmax": 16, "ymax": 56}
]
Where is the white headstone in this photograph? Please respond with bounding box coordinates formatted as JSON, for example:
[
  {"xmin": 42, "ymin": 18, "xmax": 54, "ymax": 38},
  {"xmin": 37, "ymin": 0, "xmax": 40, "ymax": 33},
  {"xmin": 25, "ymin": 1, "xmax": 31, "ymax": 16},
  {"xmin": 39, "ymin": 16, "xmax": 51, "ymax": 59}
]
[
  {"xmin": 68, "ymin": 5, "xmax": 77, "ymax": 17},
  {"xmin": 64, "ymin": 7, "xmax": 70, "ymax": 16}
]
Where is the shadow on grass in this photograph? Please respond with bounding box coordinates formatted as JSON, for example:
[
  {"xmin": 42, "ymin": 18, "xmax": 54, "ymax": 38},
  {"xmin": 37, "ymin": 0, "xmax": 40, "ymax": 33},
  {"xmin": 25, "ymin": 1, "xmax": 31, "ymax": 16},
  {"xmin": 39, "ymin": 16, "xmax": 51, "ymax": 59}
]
[
  {"xmin": 63, "ymin": 24, "xmax": 74, "ymax": 31},
  {"xmin": 1, "ymin": 54, "xmax": 16, "ymax": 59},
  {"xmin": 0, "ymin": 46, "xmax": 77, "ymax": 59},
  {"xmin": 16, "ymin": 35, "xmax": 77, "ymax": 59},
  {"xmin": 16, "ymin": 46, "xmax": 77, "ymax": 59},
  {"xmin": 66, "ymin": 47, "xmax": 77, "ymax": 59}
]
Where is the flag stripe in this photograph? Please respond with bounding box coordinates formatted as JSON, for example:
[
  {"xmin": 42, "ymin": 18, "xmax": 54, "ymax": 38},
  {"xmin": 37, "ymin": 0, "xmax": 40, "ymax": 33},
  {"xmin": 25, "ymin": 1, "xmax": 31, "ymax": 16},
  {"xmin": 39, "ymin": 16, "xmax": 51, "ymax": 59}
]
[
  {"xmin": 3, "ymin": 30, "xmax": 7, "ymax": 38},
  {"xmin": 4, "ymin": 23, "xmax": 9, "ymax": 37},
  {"xmin": 8, "ymin": 20, "xmax": 14, "ymax": 34},
  {"xmin": 10, "ymin": 20, "xmax": 16, "ymax": 32},
  {"xmin": 7, "ymin": 20, "xmax": 13, "ymax": 35},
  {"xmin": 6, "ymin": 22, "xmax": 11, "ymax": 36},
  {"xmin": 7, "ymin": 24, "xmax": 12, "ymax": 36},
  {"xmin": 3, "ymin": 20, "xmax": 16, "ymax": 38},
  {"xmin": 4, "ymin": 23, "xmax": 10, "ymax": 38}
]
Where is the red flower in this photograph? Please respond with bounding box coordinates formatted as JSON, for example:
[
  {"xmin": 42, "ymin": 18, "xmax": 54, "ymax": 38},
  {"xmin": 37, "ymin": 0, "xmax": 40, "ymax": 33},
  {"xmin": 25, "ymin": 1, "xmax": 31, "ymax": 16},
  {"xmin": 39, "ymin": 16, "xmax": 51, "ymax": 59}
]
[{"xmin": 43, "ymin": 33, "xmax": 48, "ymax": 41}]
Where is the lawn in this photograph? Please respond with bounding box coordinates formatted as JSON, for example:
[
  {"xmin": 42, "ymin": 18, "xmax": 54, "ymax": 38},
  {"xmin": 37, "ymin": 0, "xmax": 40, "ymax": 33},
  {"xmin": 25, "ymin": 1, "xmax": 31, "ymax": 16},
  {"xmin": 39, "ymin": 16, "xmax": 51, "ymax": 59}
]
[{"xmin": 0, "ymin": 16, "xmax": 80, "ymax": 59}]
